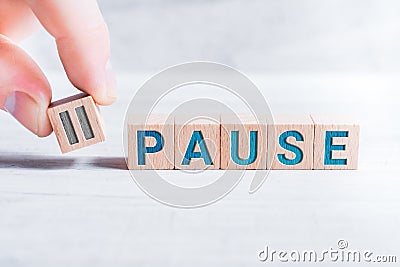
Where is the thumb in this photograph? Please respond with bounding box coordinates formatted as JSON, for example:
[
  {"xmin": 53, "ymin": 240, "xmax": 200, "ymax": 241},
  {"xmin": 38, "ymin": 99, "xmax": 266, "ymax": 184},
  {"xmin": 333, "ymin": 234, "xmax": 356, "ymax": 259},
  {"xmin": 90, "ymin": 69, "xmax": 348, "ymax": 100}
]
[{"xmin": 0, "ymin": 35, "xmax": 52, "ymax": 137}]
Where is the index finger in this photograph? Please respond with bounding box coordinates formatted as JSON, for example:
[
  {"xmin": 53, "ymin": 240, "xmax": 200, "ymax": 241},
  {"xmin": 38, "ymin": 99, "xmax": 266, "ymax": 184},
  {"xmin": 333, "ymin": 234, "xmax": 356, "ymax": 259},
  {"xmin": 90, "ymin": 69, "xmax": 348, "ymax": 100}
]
[{"xmin": 25, "ymin": 0, "xmax": 117, "ymax": 105}]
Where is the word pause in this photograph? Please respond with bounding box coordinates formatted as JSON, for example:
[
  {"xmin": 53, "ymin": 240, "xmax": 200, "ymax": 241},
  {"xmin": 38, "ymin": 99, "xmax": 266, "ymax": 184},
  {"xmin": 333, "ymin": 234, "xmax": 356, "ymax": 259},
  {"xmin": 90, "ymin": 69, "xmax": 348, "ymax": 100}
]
[{"xmin": 128, "ymin": 114, "xmax": 359, "ymax": 170}]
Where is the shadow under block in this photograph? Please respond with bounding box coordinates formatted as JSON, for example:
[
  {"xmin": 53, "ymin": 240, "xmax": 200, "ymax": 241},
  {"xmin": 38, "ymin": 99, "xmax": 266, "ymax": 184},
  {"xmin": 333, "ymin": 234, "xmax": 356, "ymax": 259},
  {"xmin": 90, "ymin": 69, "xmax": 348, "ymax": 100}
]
[
  {"xmin": 47, "ymin": 93, "xmax": 106, "ymax": 153},
  {"xmin": 221, "ymin": 114, "xmax": 267, "ymax": 169},
  {"xmin": 312, "ymin": 115, "xmax": 359, "ymax": 170},
  {"xmin": 128, "ymin": 114, "xmax": 174, "ymax": 170},
  {"xmin": 267, "ymin": 114, "xmax": 314, "ymax": 170},
  {"xmin": 175, "ymin": 115, "xmax": 220, "ymax": 170}
]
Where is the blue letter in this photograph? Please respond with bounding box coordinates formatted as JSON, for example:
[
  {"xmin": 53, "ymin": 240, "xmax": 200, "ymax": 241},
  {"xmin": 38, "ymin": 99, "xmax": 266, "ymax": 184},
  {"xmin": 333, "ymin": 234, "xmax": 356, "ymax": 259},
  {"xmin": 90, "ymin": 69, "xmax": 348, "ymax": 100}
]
[
  {"xmin": 230, "ymin": 131, "xmax": 258, "ymax": 165},
  {"xmin": 181, "ymin": 131, "xmax": 213, "ymax": 165},
  {"xmin": 324, "ymin": 131, "xmax": 348, "ymax": 165},
  {"xmin": 277, "ymin": 131, "xmax": 304, "ymax": 165},
  {"xmin": 137, "ymin": 130, "xmax": 164, "ymax": 165}
]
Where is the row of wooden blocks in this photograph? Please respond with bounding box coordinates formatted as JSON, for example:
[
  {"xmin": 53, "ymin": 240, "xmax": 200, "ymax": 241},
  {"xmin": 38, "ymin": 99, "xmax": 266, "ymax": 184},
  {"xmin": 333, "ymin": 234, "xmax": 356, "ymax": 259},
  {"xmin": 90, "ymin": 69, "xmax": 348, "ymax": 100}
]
[
  {"xmin": 46, "ymin": 94, "xmax": 359, "ymax": 170},
  {"xmin": 128, "ymin": 114, "xmax": 359, "ymax": 170}
]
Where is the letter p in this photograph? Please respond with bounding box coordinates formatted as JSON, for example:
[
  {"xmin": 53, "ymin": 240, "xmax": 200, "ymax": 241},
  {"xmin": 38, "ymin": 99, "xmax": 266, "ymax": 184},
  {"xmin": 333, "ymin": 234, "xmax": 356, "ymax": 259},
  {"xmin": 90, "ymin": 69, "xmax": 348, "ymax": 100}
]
[{"xmin": 137, "ymin": 130, "xmax": 164, "ymax": 165}]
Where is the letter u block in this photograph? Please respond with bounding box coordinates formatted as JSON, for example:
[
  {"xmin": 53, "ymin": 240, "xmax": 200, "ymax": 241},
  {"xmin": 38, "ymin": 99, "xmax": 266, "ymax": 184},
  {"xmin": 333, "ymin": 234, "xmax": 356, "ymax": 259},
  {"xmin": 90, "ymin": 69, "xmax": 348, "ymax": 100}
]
[
  {"xmin": 221, "ymin": 114, "xmax": 267, "ymax": 169},
  {"xmin": 47, "ymin": 93, "xmax": 106, "ymax": 153},
  {"xmin": 128, "ymin": 114, "xmax": 174, "ymax": 169},
  {"xmin": 267, "ymin": 114, "xmax": 314, "ymax": 169},
  {"xmin": 175, "ymin": 114, "xmax": 220, "ymax": 170},
  {"xmin": 311, "ymin": 115, "xmax": 359, "ymax": 170}
]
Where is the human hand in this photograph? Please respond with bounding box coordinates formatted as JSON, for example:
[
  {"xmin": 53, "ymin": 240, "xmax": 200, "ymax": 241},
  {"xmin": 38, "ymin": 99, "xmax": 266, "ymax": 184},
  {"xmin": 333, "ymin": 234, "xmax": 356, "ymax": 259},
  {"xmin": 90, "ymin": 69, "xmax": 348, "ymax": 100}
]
[{"xmin": 0, "ymin": 0, "xmax": 116, "ymax": 137}]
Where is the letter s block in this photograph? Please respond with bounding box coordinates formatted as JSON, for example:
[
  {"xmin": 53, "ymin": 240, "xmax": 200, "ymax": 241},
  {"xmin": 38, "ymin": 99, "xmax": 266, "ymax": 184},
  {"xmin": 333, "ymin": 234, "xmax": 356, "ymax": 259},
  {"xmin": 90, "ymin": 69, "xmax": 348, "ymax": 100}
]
[
  {"xmin": 267, "ymin": 114, "xmax": 314, "ymax": 170},
  {"xmin": 311, "ymin": 115, "xmax": 359, "ymax": 170},
  {"xmin": 47, "ymin": 93, "xmax": 105, "ymax": 153},
  {"xmin": 128, "ymin": 114, "xmax": 174, "ymax": 170}
]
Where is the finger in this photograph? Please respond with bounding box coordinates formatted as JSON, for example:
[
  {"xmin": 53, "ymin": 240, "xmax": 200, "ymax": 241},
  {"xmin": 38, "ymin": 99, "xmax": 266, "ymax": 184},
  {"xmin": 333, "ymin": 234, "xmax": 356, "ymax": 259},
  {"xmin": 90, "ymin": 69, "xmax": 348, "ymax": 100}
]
[
  {"xmin": 0, "ymin": 0, "xmax": 39, "ymax": 41},
  {"xmin": 0, "ymin": 35, "xmax": 52, "ymax": 137},
  {"xmin": 25, "ymin": 0, "xmax": 117, "ymax": 106}
]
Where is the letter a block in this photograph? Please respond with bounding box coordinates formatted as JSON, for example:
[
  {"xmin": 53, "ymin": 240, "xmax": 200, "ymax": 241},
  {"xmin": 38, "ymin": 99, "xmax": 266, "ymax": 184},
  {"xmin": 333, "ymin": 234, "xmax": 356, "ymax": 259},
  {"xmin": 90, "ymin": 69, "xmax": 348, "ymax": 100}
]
[
  {"xmin": 128, "ymin": 114, "xmax": 174, "ymax": 170},
  {"xmin": 312, "ymin": 115, "xmax": 359, "ymax": 170},
  {"xmin": 47, "ymin": 93, "xmax": 106, "ymax": 153},
  {"xmin": 175, "ymin": 115, "xmax": 220, "ymax": 170},
  {"xmin": 221, "ymin": 114, "xmax": 267, "ymax": 169},
  {"xmin": 267, "ymin": 114, "xmax": 314, "ymax": 169}
]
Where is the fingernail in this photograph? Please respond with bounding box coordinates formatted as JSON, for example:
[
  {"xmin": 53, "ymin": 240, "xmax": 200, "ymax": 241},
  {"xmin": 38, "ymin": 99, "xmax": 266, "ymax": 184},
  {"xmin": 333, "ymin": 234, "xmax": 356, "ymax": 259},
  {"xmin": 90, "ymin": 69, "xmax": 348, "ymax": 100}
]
[
  {"xmin": 105, "ymin": 60, "xmax": 117, "ymax": 100},
  {"xmin": 4, "ymin": 91, "xmax": 41, "ymax": 135}
]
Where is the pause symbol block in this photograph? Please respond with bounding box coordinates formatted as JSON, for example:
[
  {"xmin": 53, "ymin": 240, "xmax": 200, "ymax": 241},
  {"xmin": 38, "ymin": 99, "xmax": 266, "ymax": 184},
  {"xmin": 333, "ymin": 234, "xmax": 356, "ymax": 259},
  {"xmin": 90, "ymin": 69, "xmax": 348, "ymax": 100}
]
[{"xmin": 47, "ymin": 93, "xmax": 106, "ymax": 153}]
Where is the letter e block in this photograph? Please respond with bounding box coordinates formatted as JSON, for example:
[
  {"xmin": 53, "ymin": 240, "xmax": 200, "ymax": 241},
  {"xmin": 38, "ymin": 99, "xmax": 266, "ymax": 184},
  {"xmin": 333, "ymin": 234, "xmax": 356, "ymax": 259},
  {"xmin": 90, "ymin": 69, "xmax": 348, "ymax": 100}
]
[
  {"xmin": 267, "ymin": 114, "xmax": 314, "ymax": 170},
  {"xmin": 128, "ymin": 114, "xmax": 174, "ymax": 170},
  {"xmin": 312, "ymin": 115, "xmax": 359, "ymax": 170},
  {"xmin": 47, "ymin": 93, "xmax": 106, "ymax": 153}
]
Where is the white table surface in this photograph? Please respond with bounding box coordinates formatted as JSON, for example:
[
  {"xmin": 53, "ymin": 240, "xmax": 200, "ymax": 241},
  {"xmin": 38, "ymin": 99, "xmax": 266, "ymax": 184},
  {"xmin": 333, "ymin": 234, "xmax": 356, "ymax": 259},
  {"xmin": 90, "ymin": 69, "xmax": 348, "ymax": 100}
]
[{"xmin": 0, "ymin": 72, "xmax": 399, "ymax": 266}]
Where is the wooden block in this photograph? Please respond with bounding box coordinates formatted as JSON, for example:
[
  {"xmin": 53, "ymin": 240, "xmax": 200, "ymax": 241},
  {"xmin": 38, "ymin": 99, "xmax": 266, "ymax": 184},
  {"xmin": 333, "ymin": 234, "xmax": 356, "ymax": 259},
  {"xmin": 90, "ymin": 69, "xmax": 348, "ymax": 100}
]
[
  {"xmin": 128, "ymin": 114, "xmax": 174, "ymax": 170},
  {"xmin": 267, "ymin": 114, "xmax": 314, "ymax": 169},
  {"xmin": 311, "ymin": 115, "xmax": 359, "ymax": 170},
  {"xmin": 175, "ymin": 114, "xmax": 220, "ymax": 170},
  {"xmin": 47, "ymin": 93, "xmax": 106, "ymax": 153},
  {"xmin": 221, "ymin": 114, "xmax": 267, "ymax": 169}
]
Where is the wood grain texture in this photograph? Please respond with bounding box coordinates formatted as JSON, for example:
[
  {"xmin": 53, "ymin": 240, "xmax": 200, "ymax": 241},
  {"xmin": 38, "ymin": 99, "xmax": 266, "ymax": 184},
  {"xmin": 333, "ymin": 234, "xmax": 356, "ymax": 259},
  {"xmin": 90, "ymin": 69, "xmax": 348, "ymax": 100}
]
[
  {"xmin": 127, "ymin": 114, "xmax": 174, "ymax": 169},
  {"xmin": 221, "ymin": 114, "xmax": 267, "ymax": 169},
  {"xmin": 47, "ymin": 93, "xmax": 106, "ymax": 153},
  {"xmin": 175, "ymin": 114, "xmax": 220, "ymax": 170},
  {"xmin": 267, "ymin": 114, "xmax": 314, "ymax": 170},
  {"xmin": 311, "ymin": 114, "xmax": 359, "ymax": 170}
]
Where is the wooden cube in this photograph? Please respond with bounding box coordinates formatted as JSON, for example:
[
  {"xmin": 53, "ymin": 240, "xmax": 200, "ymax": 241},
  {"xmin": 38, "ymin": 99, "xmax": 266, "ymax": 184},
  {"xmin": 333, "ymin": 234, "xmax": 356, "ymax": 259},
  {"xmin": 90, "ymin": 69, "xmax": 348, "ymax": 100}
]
[
  {"xmin": 267, "ymin": 114, "xmax": 314, "ymax": 170},
  {"xmin": 128, "ymin": 114, "xmax": 174, "ymax": 170},
  {"xmin": 175, "ymin": 114, "xmax": 220, "ymax": 170},
  {"xmin": 221, "ymin": 114, "xmax": 267, "ymax": 169},
  {"xmin": 47, "ymin": 93, "xmax": 105, "ymax": 153},
  {"xmin": 312, "ymin": 115, "xmax": 359, "ymax": 170}
]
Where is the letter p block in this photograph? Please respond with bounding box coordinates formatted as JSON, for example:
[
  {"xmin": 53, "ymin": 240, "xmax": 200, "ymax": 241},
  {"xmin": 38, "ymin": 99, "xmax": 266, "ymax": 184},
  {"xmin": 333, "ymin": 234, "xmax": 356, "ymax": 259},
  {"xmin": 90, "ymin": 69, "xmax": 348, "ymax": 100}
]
[{"xmin": 128, "ymin": 114, "xmax": 174, "ymax": 169}]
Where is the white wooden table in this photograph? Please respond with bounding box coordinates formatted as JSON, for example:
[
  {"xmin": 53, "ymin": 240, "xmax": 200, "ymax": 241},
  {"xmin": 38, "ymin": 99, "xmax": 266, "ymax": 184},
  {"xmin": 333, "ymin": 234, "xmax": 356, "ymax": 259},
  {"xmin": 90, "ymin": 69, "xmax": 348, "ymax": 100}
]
[{"xmin": 0, "ymin": 72, "xmax": 399, "ymax": 266}]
